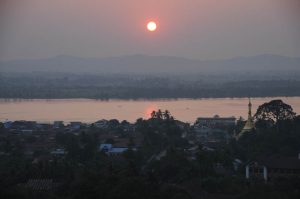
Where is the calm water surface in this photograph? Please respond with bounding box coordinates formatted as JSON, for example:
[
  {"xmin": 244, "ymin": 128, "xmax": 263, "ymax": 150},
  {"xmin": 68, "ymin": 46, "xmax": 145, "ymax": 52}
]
[{"xmin": 0, "ymin": 97, "xmax": 299, "ymax": 123}]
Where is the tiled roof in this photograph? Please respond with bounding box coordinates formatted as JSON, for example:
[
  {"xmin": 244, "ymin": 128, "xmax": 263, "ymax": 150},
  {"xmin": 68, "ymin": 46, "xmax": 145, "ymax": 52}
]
[
  {"xmin": 262, "ymin": 156, "xmax": 300, "ymax": 169},
  {"xmin": 252, "ymin": 155, "xmax": 300, "ymax": 170}
]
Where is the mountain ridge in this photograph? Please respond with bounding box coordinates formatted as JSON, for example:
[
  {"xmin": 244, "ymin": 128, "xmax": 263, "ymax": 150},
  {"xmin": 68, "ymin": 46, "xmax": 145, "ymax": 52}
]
[{"xmin": 1, "ymin": 54, "xmax": 299, "ymax": 74}]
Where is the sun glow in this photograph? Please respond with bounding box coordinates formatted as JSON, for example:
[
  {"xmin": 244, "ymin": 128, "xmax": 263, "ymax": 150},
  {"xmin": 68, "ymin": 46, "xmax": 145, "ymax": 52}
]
[
  {"xmin": 145, "ymin": 105, "xmax": 158, "ymax": 119},
  {"xmin": 147, "ymin": 21, "xmax": 157, "ymax": 32}
]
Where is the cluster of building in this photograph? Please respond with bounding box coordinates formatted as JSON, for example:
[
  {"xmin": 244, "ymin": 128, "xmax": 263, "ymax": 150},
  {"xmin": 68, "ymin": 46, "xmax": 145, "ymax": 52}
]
[
  {"xmin": 193, "ymin": 115, "xmax": 236, "ymax": 142},
  {"xmin": 0, "ymin": 119, "xmax": 139, "ymax": 158},
  {"xmin": 1, "ymin": 98, "xmax": 300, "ymax": 182},
  {"xmin": 192, "ymin": 98, "xmax": 255, "ymax": 144},
  {"xmin": 2, "ymin": 119, "xmax": 136, "ymax": 134},
  {"xmin": 246, "ymin": 154, "xmax": 300, "ymax": 181},
  {"xmin": 3, "ymin": 120, "xmax": 83, "ymax": 133},
  {"xmin": 190, "ymin": 98, "xmax": 300, "ymax": 181}
]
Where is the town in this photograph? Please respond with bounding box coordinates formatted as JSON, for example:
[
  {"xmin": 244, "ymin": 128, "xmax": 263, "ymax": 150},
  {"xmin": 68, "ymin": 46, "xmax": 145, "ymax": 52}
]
[{"xmin": 0, "ymin": 99, "xmax": 300, "ymax": 199}]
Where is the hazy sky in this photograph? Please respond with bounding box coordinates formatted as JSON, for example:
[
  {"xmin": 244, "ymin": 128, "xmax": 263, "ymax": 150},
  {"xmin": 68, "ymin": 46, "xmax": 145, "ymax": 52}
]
[{"xmin": 0, "ymin": 0, "xmax": 299, "ymax": 60}]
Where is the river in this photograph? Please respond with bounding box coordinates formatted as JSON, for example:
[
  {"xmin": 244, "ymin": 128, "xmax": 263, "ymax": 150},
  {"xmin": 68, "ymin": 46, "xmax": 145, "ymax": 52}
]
[{"xmin": 0, "ymin": 97, "xmax": 299, "ymax": 123}]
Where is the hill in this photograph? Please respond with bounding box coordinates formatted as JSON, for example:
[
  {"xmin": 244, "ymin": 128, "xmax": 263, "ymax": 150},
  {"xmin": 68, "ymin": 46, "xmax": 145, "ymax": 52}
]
[{"xmin": 1, "ymin": 54, "xmax": 299, "ymax": 74}]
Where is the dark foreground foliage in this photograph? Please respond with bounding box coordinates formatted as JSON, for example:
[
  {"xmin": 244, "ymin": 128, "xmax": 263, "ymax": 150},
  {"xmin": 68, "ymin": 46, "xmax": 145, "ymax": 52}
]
[{"xmin": 0, "ymin": 103, "xmax": 300, "ymax": 199}]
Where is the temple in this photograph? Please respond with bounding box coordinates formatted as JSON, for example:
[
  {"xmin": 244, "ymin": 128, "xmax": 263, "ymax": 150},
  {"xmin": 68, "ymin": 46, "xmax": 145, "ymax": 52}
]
[{"xmin": 237, "ymin": 98, "xmax": 255, "ymax": 139}]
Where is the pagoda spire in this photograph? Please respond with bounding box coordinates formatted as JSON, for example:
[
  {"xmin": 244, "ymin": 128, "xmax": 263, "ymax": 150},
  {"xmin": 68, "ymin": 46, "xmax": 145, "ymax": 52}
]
[
  {"xmin": 247, "ymin": 97, "xmax": 252, "ymax": 121},
  {"xmin": 237, "ymin": 97, "xmax": 255, "ymax": 139}
]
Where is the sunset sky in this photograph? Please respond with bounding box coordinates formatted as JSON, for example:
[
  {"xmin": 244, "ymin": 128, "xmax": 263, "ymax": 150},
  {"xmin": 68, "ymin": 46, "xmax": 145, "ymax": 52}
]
[{"xmin": 0, "ymin": 0, "xmax": 299, "ymax": 60}]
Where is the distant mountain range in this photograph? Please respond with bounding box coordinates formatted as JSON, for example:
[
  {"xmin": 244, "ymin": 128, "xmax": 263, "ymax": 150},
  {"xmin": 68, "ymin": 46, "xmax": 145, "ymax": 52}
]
[{"xmin": 1, "ymin": 54, "xmax": 299, "ymax": 74}]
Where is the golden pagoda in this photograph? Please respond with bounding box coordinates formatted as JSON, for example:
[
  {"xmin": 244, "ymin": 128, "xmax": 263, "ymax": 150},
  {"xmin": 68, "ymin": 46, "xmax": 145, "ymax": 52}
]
[{"xmin": 237, "ymin": 98, "xmax": 255, "ymax": 139}]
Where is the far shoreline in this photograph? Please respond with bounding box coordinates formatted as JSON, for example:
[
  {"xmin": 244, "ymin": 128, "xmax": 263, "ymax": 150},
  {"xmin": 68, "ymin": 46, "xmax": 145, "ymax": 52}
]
[{"xmin": 0, "ymin": 96, "xmax": 300, "ymax": 102}]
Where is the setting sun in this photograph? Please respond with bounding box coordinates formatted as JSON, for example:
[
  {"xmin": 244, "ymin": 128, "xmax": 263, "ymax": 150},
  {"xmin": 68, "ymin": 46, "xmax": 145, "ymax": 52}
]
[{"xmin": 147, "ymin": 21, "xmax": 157, "ymax": 32}]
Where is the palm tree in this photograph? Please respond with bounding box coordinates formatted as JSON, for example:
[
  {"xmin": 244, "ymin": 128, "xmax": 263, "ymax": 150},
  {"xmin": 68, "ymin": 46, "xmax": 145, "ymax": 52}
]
[
  {"xmin": 157, "ymin": 109, "xmax": 163, "ymax": 120},
  {"xmin": 151, "ymin": 111, "xmax": 156, "ymax": 119},
  {"xmin": 163, "ymin": 110, "xmax": 170, "ymax": 120}
]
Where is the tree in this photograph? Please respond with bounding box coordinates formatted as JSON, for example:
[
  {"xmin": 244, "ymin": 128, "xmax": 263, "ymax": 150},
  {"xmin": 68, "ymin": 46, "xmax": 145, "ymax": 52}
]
[
  {"xmin": 151, "ymin": 110, "xmax": 173, "ymax": 121},
  {"xmin": 163, "ymin": 110, "xmax": 171, "ymax": 120},
  {"xmin": 121, "ymin": 120, "xmax": 130, "ymax": 126},
  {"xmin": 157, "ymin": 109, "xmax": 163, "ymax": 120},
  {"xmin": 108, "ymin": 119, "xmax": 119, "ymax": 127},
  {"xmin": 254, "ymin": 100, "xmax": 296, "ymax": 124},
  {"xmin": 151, "ymin": 111, "xmax": 156, "ymax": 119}
]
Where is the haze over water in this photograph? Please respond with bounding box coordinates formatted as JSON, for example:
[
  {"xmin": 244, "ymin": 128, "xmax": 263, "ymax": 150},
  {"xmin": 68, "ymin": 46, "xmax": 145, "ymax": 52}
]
[{"xmin": 1, "ymin": 97, "xmax": 299, "ymax": 123}]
